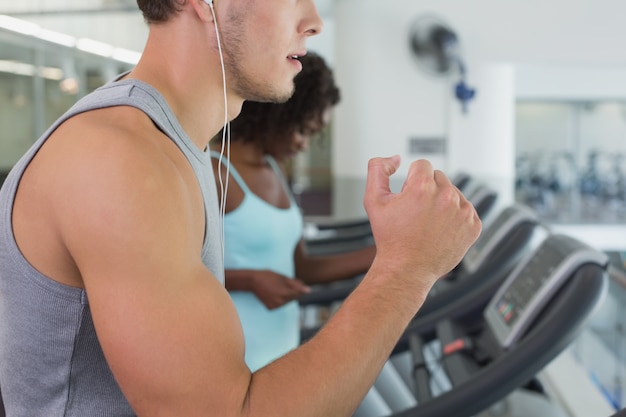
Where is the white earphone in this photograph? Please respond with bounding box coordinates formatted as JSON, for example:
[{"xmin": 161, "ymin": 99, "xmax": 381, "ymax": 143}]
[{"xmin": 202, "ymin": 0, "xmax": 231, "ymax": 265}]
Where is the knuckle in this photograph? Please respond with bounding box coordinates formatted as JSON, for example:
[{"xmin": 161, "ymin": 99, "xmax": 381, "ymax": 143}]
[
  {"xmin": 368, "ymin": 157, "xmax": 383, "ymax": 169},
  {"xmin": 438, "ymin": 185, "xmax": 459, "ymax": 206}
]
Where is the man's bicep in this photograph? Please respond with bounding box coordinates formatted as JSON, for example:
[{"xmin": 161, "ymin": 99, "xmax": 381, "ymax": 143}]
[
  {"xmin": 59, "ymin": 162, "xmax": 252, "ymax": 415},
  {"xmin": 86, "ymin": 262, "xmax": 252, "ymax": 416}
]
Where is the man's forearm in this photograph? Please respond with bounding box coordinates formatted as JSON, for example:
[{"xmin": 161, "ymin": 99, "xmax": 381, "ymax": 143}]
[{"xmin": 244, "ymin": 259, "xmax": 432, "ymax": 417}]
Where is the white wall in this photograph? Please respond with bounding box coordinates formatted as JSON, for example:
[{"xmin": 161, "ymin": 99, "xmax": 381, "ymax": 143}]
[
  {"xmin": 447, "ymin": 63, "xmax": 516, "ymax": 214},
  {"xmin": 517, "ymin": 65, "xmax": 626, "ymax": 101},
  {"xmin": 329, "ymin": 0, "xmax": 626, "ymax": 218},
  {"xmin": 8, "ymin": 0, "xmax": 626, "ymax": 221}
]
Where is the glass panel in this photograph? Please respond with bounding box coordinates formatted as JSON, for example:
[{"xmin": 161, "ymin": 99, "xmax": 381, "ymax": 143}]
[
  {"xmin": 515, "ymin": 101, "xmax": 626, "ymax": 224},
  {"xmin": 0, "ymin": 32, "xmax": 134, "ymax": 187},
  {"xmin": 0, "ymin": 70, "xmax": 36, "ymax": 178},
  {"xmin": 571, "ymin": 252, "xmax": 626, "ymax": 410}
]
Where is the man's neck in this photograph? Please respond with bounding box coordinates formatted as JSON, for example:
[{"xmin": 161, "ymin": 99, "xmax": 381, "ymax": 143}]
[{"xmin": 130, "ymin": 20, "xmax": 243, "ymax": 153}]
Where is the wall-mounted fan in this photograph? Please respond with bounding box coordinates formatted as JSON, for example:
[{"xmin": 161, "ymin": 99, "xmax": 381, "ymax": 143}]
[{"xmin": 408, "ymin": 14, "xmax": 476, "ymax": 114}]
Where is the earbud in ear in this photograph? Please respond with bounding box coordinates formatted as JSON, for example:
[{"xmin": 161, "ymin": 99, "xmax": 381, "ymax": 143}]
[{"xmin": 204, "ymin": 0, "xmax": 214, "ymax": 7}]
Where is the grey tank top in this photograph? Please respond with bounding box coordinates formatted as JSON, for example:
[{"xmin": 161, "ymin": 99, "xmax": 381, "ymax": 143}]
[{"xmin": 0, "ymin": 78, "xmax": 224, "ymax": 416}]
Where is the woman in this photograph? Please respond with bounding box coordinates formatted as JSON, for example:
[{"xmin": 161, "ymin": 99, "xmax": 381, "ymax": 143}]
[{"xmin": 211, "ymin": 52, "xmax": 376, "ymax": 371}]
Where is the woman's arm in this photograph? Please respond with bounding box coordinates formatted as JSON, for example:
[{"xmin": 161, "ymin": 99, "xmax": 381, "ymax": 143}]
[
  {"xmin": 225, "ymin": 268, "xmax": 310, "ymax": 309},
  {"xmin": 294, "ymin": 240, "xmax": 376, "ymax": 285}
]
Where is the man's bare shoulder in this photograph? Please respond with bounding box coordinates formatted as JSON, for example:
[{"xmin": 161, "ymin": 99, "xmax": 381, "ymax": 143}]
[
  {"xmin": 53, "ymin": 104, "xmax": 201, "ymax": 219},
  {"xmin": 57, "ymin": 105, "xmax": 168, "ymax": 159},
  {"xmin": 13, "ymin": 105, "xmax": 204, "ymax": 287},
  {"xmin": 41, "ymin": 105, "xmax": 193, "ymax": 192}
]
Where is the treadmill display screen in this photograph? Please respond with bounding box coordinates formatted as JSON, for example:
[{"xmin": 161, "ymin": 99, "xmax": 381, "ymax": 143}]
[
  {"xmin": 492, "ymin": 243, "xmax": 567, "ymax": 328},
  {"xmin": 485, "ymin": 233, "xmax": 607, "ymax": 348}
]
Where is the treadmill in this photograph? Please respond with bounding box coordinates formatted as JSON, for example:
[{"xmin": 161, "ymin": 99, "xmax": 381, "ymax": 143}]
[
  {"xmin": 300, "ymin": 204, "xmax": 542, "ymax": 339},
  {"xmin": 379, "ymin": 233, "xmax": 608, "ymax": 417},
  {"xmin": 302, "ymin": 172, "xmax": 480, "ymax": 257},
  {"xmin": 420, "ymin": 203, "xmax": 541, "ymax": 317},
  {"xmin": 451, "ymin": 172, "xmax": 472, "ymax": 193},
  {"xmin": 303, "ymin": 218, "xmax": 374, "ymax": 256},
  {"xmin": 465, "ymin": 182, "xmax": 498, "ymax": 221}
]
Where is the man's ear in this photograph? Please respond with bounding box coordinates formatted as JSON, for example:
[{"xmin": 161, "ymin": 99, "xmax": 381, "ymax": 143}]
[{"xmin": 190, "ymin": 0, "xmax": 215, "ymax": 23}]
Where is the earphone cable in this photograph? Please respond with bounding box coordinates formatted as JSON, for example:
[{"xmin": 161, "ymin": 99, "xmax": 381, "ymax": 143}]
[{"xmin": 209, "ymin": 2, "xmax": 230, "ymax": 267}]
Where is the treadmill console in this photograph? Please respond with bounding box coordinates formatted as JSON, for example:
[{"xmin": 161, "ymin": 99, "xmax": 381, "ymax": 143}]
[
  {"xmin": 462, "ymin": 204, "xmax": 537, "ymax": 274},
  {"xmin": 484, "ymin": 234, "xmax": 608, "ymax": 348}
]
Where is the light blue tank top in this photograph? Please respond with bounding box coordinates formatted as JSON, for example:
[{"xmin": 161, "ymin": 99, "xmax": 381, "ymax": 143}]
[{"xmin": 212, "ymin": 152, "xmax": 303, "ymax": 371}]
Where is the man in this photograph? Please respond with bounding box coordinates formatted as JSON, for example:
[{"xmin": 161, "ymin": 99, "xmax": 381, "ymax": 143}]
[{"xmin": 0, "ymin": 0, "xmax": 481, "ymax": 416}]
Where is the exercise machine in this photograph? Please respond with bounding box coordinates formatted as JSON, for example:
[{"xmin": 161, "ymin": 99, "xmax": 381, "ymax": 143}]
[
  {"xmin": 300, "ymin": 204, "xmax": 542, "ymax": 339},
  {"xmin": 424, "ymin": 204, "xmax": 541, "ymax": 314},
  {"xmin": 464, "ymin": 181, "xmax": 498, "ymax": 221},
  {"xmin": 303, "ymin": 217, "xmax": 374, "ymax": 256},
  {"xmin": 302, "ymin": 171, "xmax": 481, "ymax": 257},
  {"xmin": 451, "ymin": 171, "xmax": 472, "ymax": 192},
  {"xmin": 381, "ymin": 233, "xmax": 608, "ymax": 417}
]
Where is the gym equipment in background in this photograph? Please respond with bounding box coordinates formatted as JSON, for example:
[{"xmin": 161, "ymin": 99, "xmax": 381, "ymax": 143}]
[
  {"xmin": 384, "ymin": 233, "xmax": 608, "ymax": 417},
  {"xmin": 303, "ymin": 218, "xmax": 373, "ymax": 256},
  {"xmin": 419, "ymin": 204, "xmax": 541, "ymax": 318},
  {"xmin": 302, "ymin": 171, "xmax": 478, "ymax": 257},
  {"xmin": 451, "ymin": 171, "xmax": 472, "ymax": 192},
  {"xmin": 463, "ymin": 181, "xmax": 498, "ymax": 221},
  {"xmin": 300, "ymin": 204, "xmax": 542, "ymax": 341}
]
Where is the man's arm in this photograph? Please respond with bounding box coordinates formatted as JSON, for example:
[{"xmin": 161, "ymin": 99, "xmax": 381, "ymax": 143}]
[
  {"xmin": 61, "ymin": 121, "xmax": 478, "ymax": 417},
  {"xmin": 243, "ymin": 157, "xmax": 481, "ymax": 416}
]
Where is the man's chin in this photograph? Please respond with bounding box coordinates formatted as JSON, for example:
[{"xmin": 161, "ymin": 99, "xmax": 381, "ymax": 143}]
[
  {"xmin": 245, "ymin": 82, "xmax": 295, "ymax": 104},
  {"xmin": 263, "ymin": 89, "xmax": 295, "ymax": 104}
]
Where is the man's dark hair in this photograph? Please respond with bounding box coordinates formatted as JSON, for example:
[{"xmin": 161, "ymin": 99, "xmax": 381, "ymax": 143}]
[
  {"xmin": 227, "ymin": 51, "xmax": 341, "ymax": 146},
  {"xmin": 137, "ymin": 0, "xmax": 184, "ymax": 24}
]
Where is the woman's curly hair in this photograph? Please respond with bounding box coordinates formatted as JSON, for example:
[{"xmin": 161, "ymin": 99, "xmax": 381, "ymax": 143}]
[{"xmin": 227, "ymin": 51, "xmax": 340, "ymax": 147}]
